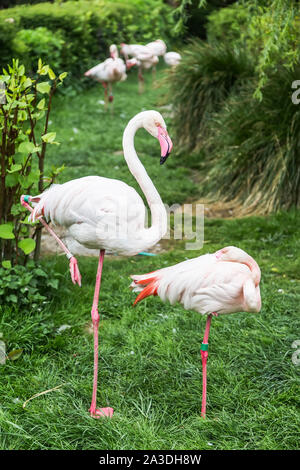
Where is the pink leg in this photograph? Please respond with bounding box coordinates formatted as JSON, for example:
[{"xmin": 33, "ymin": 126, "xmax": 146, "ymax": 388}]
[
  {"xmin": 89, "ymin": 249, "xmax": 113, "ymax": 419},
  {"xmin": 20, "ymin": 195, "xmax": 81, "ymax": 286},
  {"xmin": 138, "ymin": 67, "xmax": 144, "ymax": 94},
  {"xmin": 201, "ymin": 313, "xmax": 213, "ymax": 418},
  {"xmin": 102, "ymin": 82, "xmax": 108, "ymax": 110}
]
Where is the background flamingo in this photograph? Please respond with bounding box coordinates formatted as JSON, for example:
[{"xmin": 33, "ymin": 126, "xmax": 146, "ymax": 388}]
[
  {"xmin": 145, "ymin": 39, "xmax": 167, "ymax": 79},
  {"xmin": 21, "ymin": 110, "xmax": 173, "ymax": 419},
  {"xmin": 164, "ymin": 51, "xmax": 181, "ymax": 67},
  {"xmin": 130, "ymin": 245, "xmax": 261, "ymax": 418},
  {"xmin": 126, "ymin": 54, "xmax": 159, "ymax": 93},
  {"xmin": 84, "ymin": 44, "xmax": 126, "ymax": 107},
  {"xmin": 121, "ymin": 41, "xmax": 165, "ymax": 91}
]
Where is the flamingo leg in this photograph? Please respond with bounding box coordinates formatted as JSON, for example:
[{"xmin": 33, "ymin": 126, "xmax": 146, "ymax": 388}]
[
  {"xmin": 200, "ymin": 313, "xmax": 213, "ymax": 418},
  {"xmin": 152, "ymin": 65, "xmax": 156, "ymax": 84},
  {"xmin": 20, "ymin": 195, "xmax": 81, "ymax": 286},
  {"xmin": 89, "ymin": 249, "xmax": 113, "ymax": 419},
  {"xmin": 138, "ymin": 66, "xmax": 144, "ymax": 94},
  {"xmin": 102, "ymin": 82, "xmax": 108, "ymax": 110}
]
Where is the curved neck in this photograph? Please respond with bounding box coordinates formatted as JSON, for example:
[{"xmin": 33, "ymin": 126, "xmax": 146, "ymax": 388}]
[{"xmin": 123, "ymin": 116, "xmax": 167, "ymax": 241}]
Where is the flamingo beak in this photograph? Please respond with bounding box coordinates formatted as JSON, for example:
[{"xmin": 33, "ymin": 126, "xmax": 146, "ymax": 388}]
[
  {"xmin": 157, "ymin": 126, "xmax": 173, "ymax": 164},
  {"xmin": 126, "ymin": 60, "xmax": 135, "ymax": 70}
]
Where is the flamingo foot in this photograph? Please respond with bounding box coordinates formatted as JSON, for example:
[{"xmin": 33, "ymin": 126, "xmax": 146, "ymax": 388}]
[
  {"xmin": 69, "ymin": 256, "xmax": 82, "ymax": 287},
  {"xmin": 90, "ymin": 407, "xmax": 114, "ymax": 419}
]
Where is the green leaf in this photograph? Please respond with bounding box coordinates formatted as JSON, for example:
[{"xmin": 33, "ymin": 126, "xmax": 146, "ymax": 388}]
[
  {"xmin": 5, "ymin": 173, "xmax": 19, "ymax": 188},
  {"xmin": 7, "ymin": 164, "xmax": 22, "ymax": 174},
  {"xmin": 18, "ymin": 141, "xmax": 40, "ymax": 154},
  {"xmin": 36, "ymin": 82, "xmax": 51, "ymax": 94},
  {"xmin": 42, "ymin": 132, "xmax": 56, "ymax": 143},
  {"xmin": 59, "ymin": 72, "xmax": 68, "ymax": 81},
  {"xmin": 40, "ymin": 65, "xmax": 49, "ymax": 76},
  {"xmin": 0, "ymin": 224, "xmax": 15, "ymax": 240},
  {"xmin": 48, "ymin": 68, "xmax": 56, "ymax": 80},
  {"xmin": 8, "ymin": 349, "xmax": 23, "ymax": 361},
  {"xmin": 2, "ymin": 260, "xmax": 12, "ymax": 269},
  {"xmin": 22, "ymin": 77, "xmax": 32, "ymax": 89},
  {"xmin": 18, "ymin": 238, "xmax": 36, "ymax": 255},
  {"xmin": 37, "ymin": 98, "xmax": 45, "ymax": 110}
]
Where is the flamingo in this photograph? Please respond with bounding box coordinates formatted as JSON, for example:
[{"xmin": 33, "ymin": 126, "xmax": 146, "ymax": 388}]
[
  {"xmin": 126, "ymin": 54, "xmax": 159, "ymax": 93},
  {"xmin": 120, "ymin": 43, "xmax": 159, "ymax": 92},
  {"xmin": 130, "ymin": 246, "xmax": 261, "ymax": 418},
  {"xmin": 145, "ymin": 39, "xmax": 167, "ymax": 57},
  {"xmin": 120, "ymin": 43, "xmax": 149, "ymax": 62},
  {"xmin": 145, "ymin": 40, "xmax": 167, "ymax": 79},
  {"xmin": 21, "ymin": 110, "xmax": 173, "ymax": 419},
  {"xmin": 84, "ymin": 44, "xmax": 127, "ymax": 107},
  {"xmin": 164, "ymin": 52, "xmax": 181, "ymax": 67}
]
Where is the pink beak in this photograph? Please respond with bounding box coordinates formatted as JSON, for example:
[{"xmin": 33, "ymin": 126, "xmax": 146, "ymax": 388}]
[
  {"xmin": 157, "ymin": 126, "xmax": 173, "ymax": 164},
  {"xmin": 126, "ymin": 60, "xmax": 136, "ymax": 70}
]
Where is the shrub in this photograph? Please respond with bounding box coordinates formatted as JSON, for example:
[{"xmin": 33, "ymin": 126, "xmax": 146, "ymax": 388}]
[
  {"xmin": 0, "ymin": 262, "xmax": 59, "ymax": 309},
  {"xmin": 12, "ymin": 27, "xmax": 64, "ymax": 75},
  {"xmin": 165, "ymin": 39, "xmax": 253, "ymax": 153},
  {"xmin": 0, "ymin": 0, "xmax": 177, "ymax": 84},
  {"xmin": 0, "ymin": 59, "xmax": 66, "ymax": 267},
  {"xmin": 206, "ymin": 4, "xmax": 249, "ymax": 45},
  {"xmin": 202, "ymin": 66, "xmax": 300, "ymax": 212}
]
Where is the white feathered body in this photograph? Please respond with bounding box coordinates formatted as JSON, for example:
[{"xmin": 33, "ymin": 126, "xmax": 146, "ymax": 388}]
[
  {"xmin": 131, "ymin": 248, "xmax": 261, "ymax": 315},
  {"xmin": 145, "ymin": 40, "xmax": 167, "ymax": 57},
  {"xmin": 85, "ymin": 57, "xmax": 126, "ymax": 83},
  {"xmin": 30, "ymin": 176, "xmax": 160, "ymax": 256},
  {"xmin": 164, "ymin": 52, "xmax": 181, "ymax": 67}
]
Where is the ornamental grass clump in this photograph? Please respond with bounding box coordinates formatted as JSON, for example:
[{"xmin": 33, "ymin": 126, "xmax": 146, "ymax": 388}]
[{"xmin": 203, "ymin": 65, "xmax": 300, "ymax": 212}]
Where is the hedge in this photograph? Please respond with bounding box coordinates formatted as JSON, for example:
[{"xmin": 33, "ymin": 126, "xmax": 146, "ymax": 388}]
[{"xmin": 0, "ymin": 0, "xmax": 176, "ymax": 83}]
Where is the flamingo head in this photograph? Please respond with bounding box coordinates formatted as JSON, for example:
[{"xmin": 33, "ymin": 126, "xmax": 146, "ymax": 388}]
[
  {"xmin": 120, "ymin": 43, "xmax": 128, "ymax": 56},
  {"xmin": 110, "ymin": 44, "xmax": 118, "ymax": 59},
  {"xmin": 126, "ymin": 58, "xmax": 137, "ymax": 70},
  {"xmin": 215, "ymin": 246, "xmax": 261, "ymax": 286},
  {"xmin": 141, "ymin": 110, "xmax": 173, "ymax": 164}
]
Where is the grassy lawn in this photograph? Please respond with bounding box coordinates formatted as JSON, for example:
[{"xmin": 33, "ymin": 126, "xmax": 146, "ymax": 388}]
[{"xmin": 0, "ymin": 67, "xmax": 299, "ymax": 450}]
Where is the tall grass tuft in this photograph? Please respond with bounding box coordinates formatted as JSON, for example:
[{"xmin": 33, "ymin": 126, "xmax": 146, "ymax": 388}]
[
  {"xmin": 165, "ymin": 39, "xmax": 253, "ymax": 152},
  {"xmin": 203, "ymin": 66, "xmax": 300, "ymax": 212}
]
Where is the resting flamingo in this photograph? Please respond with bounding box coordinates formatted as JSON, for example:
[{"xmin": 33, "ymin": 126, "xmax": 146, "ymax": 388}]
[
  {"xmin": 84, "ymin": 44, "xmax": 126, "ymax": 107},
  {"xmin": 164, "ymin": 52, "xmax": 181, "ymax": 67},
  {"xmin": 21, "ymin": 110, "xmax": 173, "ymax": 419},
  {"xmin": 130, "ymin": 246, "xmax": 261, "ymax": 418}
]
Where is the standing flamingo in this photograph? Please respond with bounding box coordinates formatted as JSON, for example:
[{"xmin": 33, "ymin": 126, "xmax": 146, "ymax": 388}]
[
  {"xmin": 21, "ymin": 110, "xmax": 173, "ymax": 419},
  {"xmin": 164, "ymin": 52, "xmax": 181, "ymax": 67},
  {"xmin": 126, "ymin": 54, "xmax": 159, "ymax": 93},
  {"xmin": 145, "ymin": 40, "xmax": 167, "ymax": 79},
  {"xmin": 145, "ymin": 39, "xmax": 167, "ymax": 57},
  {"xmin": 120, "ymin": 43, "xmax": 158, "ymax": 93},
  {"xmin": 130, "ymin": 246, "xmax": 261, "ymax": 418},
  {"xmin": 84, "ymin": 44, "xmax": 127, "ymax": 107}
]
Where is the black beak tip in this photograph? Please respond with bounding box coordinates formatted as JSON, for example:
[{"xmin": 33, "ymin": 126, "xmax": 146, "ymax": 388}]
[{"xmin": 160, "ymin": 153, "xmax": 170, "ymax": 165}]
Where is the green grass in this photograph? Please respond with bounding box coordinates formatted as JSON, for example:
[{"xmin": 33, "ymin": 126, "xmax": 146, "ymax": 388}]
[{"xmin": 0, "ymin": 68, "xmax": 300, "ymax": 450}]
